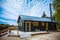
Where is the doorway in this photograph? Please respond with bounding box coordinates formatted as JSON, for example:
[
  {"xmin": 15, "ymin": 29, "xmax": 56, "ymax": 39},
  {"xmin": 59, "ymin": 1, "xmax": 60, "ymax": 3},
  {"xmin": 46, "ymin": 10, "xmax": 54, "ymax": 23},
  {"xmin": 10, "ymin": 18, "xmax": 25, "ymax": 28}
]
[
  {"xmin": 40, "ymin": 22, "xmax": 46, "ymax": 31},
  {"xmin": 25, "ymin": 21, "xmax": 31, "ymax": 32}
]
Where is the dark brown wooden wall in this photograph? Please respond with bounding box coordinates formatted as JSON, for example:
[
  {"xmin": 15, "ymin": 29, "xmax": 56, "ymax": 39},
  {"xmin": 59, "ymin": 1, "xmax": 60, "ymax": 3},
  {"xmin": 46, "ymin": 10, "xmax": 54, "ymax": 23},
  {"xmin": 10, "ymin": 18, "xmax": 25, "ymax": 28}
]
[{"xmin": 24, "ymin": 20, "xmax": 56, "ymax": 31}]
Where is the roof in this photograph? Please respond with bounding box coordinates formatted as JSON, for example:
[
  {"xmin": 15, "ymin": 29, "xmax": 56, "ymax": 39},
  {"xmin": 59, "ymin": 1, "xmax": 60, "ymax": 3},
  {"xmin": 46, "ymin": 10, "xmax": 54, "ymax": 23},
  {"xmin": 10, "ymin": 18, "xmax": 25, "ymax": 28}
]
[{"xmin": 19, "ymin": 15, "xmax": 56, "ymax": 22}]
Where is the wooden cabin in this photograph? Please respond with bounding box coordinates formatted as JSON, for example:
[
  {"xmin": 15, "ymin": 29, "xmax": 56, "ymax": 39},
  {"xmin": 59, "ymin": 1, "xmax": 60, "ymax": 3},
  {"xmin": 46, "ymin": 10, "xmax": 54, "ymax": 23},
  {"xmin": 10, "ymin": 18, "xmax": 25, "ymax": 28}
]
[{"xmin": 17, "ymin": 15, "xmax": 57, "ymax": 32}]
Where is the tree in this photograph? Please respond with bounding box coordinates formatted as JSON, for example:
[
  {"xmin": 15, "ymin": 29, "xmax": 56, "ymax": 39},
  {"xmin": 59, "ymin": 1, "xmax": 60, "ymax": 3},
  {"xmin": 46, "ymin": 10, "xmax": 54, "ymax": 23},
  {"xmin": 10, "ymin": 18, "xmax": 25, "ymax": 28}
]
[
  {"xmin": 42, "ymin": 11, "xmax": 47, "ymax": 18},
  {"xmin": 53, "ymin": 11, "xmax": 57, "ymax": 20},
  {"xmin": 53, "ymin": 0, "xmax": 60, "ymax": 9},
  {"xmin": 53, "ymin": 0, "xmax": 60, "ymax": 28}
]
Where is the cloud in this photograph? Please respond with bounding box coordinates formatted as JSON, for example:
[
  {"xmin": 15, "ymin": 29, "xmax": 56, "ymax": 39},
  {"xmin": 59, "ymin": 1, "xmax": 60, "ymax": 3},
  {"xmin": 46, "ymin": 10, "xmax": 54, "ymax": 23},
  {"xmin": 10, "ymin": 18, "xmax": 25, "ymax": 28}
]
[
  {"xmin": 0, "ymin": 0, "xmax": 52, "ymax": 25},
  {"xmin": 0, "ymin": 19, "xmax": 17, "ymax": 25}
]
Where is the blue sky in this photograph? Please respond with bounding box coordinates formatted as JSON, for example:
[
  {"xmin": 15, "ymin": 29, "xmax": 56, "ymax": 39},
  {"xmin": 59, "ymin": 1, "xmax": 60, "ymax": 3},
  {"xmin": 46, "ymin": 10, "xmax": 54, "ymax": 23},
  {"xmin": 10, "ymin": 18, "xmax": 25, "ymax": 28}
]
[{"xmin": 0, "ymin": 0, "xmax": 53, "ymax": 25}]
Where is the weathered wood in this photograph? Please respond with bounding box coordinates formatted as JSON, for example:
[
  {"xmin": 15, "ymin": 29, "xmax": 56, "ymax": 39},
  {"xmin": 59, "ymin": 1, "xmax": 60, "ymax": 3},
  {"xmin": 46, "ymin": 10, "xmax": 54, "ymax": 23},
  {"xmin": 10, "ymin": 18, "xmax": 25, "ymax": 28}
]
[
  {"xmin": 8, "ymin": 35, "xmax": 20, "ymax": 37},
  {"xmin": 0, "ymin": 29, "xmax": 8, "ymax": 34},
  {"xmin": 0, "ymin": 29, "xmax": 8, "ymax": 37},
  {"xmin": 31, "ymin": 32, "xmax": 49, "ymax": 36},
  {"xmin": 0, "ymin": 33, "xmax": 8, "ymax": 37}
]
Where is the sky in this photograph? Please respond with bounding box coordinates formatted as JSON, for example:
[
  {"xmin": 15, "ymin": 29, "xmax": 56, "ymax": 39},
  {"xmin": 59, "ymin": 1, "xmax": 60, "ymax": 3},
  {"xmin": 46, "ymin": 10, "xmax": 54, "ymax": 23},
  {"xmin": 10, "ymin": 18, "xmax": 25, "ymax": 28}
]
[{"xmin": 0, "ymin": 0, "xmax": 53, "ymax": 26}]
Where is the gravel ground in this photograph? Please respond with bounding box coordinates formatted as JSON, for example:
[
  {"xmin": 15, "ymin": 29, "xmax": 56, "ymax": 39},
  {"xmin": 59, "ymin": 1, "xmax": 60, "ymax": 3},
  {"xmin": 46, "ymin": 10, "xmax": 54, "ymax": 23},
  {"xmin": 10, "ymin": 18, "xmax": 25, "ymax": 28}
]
[{"xmin": 0, "ymin": 32, "xmax": 60, "ymax": 40}]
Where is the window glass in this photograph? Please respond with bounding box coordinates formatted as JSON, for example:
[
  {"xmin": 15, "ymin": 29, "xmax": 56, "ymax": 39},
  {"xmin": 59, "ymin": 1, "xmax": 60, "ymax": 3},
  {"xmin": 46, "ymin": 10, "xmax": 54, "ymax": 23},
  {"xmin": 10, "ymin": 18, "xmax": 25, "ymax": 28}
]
[{"xmin": 33, "ymin": 22, "xmax": 38, "ymax": 26}]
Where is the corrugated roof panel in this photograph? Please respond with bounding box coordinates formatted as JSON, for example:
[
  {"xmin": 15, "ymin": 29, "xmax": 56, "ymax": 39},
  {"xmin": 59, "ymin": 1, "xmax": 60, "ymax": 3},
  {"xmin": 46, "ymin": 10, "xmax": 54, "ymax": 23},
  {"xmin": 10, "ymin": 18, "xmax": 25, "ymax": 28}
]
[{"xmin": 19, "ymin": 15, "xmax": 56, "ymax": 22}]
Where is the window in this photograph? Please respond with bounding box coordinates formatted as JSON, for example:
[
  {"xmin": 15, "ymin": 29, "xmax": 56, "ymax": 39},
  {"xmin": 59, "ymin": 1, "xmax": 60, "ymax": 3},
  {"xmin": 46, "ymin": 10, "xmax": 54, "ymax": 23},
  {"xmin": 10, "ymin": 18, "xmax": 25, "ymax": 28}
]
[
  {"xmin": 42, "ymin": 22, "xmax": 44, "ymax": 26},
  {"xmin": 18, "ymin": 22, "xmax": 22, "ymax": 26},
  {"xmin": 33, "ymin": 22, "xmax": 38, "ymax": 26}
]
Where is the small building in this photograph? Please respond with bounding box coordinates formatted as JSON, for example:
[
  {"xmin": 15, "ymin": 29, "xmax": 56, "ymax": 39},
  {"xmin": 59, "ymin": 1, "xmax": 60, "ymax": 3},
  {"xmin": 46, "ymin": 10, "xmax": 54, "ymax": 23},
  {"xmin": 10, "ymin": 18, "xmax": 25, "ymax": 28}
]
[{"xmin": 17, "ymin": 15, "xmax": 57, "ymax": 32}]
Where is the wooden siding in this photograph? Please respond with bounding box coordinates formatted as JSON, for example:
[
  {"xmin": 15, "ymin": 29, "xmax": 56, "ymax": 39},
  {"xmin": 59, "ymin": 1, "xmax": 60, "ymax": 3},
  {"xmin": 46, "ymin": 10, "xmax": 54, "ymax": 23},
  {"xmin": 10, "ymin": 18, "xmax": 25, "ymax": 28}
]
[{"xmin": 23, "ymin": 20, "xmax": 57, "ymax": 31}]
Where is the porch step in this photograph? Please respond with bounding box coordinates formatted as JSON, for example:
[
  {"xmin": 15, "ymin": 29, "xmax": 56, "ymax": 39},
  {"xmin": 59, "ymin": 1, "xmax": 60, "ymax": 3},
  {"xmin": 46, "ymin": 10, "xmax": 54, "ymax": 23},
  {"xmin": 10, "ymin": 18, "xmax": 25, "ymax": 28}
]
[{"xmin": 31, "ymin": 31, "xmax": 49, "ymax": 36}]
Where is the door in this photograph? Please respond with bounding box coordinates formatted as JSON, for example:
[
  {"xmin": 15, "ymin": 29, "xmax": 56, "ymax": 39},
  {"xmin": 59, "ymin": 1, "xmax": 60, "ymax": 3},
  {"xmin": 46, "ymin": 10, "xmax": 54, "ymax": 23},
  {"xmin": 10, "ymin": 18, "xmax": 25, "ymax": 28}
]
[
  {"xmin": 25, "ymin": 21, "xmax": 31, "ymax": 32},
  {"xmin": 40, "ymin": 22, "xmax": 46, "ymax": 31},
  {"xmin": 31, "ymin": 22, "xmax": 38, "ymax": 31}
]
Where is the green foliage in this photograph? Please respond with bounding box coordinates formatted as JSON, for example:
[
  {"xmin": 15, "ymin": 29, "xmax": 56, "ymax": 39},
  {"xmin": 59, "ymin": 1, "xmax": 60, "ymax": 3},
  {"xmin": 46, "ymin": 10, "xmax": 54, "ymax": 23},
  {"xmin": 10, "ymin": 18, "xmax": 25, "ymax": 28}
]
[
  {"xmin": 56, "ymin": 8, "xmax": 60, "ymax": 23},
  {"xmin": 42, "ymin": 11, "xmax": 47, "ymax": 18},
  {"xmin": 53, "ymin": 0, "xmax": 60, "ymax": 28},
  {"xmin": 53, "ymin": 0, "xmax": 60, "ymax": 9},
  {"xmin": 53, "ymin": 10, "xmax": 57, "ymax": 20}
]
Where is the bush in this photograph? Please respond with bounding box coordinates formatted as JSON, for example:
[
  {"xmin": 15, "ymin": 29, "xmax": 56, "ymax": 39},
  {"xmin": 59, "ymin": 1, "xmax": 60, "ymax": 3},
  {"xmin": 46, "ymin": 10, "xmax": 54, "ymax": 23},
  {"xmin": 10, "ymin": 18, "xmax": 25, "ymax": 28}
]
[{"xmin": 0, "ymin": 26, "xmax": 8, "ymax": 30}]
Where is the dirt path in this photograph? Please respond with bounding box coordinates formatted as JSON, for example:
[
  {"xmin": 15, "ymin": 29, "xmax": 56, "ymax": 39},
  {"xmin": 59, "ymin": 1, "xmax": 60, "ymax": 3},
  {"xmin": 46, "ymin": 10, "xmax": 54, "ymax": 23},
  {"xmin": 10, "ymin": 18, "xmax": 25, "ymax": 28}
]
[{"xmin": 30, "ymin": 32, "xmax": 60, "ymax": 40}]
